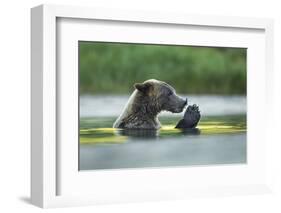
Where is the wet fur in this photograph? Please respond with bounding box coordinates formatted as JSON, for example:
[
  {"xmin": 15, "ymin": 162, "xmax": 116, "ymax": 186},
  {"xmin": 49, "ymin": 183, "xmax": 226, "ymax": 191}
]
[
  {"xmin": 113, "ymin": 90, "xmax": 162, "ymax": 129},
  {"xmin": 175, "ymin": 104, "xmax": 201, "ymax": 129},
  {"xmin": 113, "ymin": 79, "xmax": 187, "ymax": 129}
]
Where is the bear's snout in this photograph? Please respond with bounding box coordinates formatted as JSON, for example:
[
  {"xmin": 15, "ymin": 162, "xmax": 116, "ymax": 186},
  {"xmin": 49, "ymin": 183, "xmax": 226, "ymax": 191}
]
[
  {"xmin": 170, "ymin": 96, "xmax": 187, "ymax": 113},
  {"xmin": 178, "ymin": 97, "xmax": 188, "ymax": 112}
]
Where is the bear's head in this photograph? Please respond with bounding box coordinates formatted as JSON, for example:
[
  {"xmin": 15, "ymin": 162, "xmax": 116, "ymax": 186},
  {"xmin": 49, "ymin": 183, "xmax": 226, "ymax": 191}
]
[{"xmin": 134, "ymin": 79, "xmax": 187, "ymax": 115}]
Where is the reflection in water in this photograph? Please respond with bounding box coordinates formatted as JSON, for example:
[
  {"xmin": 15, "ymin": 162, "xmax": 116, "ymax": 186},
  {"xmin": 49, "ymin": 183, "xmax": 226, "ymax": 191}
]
[
  {"xmin": 181, "ymin": 128, "xmax": 201, "ymax": 135},
  {"xmin": 79, "ymin": 115, "xmax": 246, "ymax": 170},
  {"xmin": 116, "ymin": 129, "xmax": 159, "ymax": 138},
  {"xmin": 115, "ymin": 128, "xmax": 201, "ymax": 139}
]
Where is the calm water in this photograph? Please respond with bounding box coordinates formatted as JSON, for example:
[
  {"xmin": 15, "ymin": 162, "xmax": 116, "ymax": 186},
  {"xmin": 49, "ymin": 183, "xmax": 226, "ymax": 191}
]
[
  {"xmin": 79, "ymin": 115, "xmax": 246, "ymax": 170},
  {"xmin": 80, "ymin": 95, "xmax": 246, "ymax": 117}
]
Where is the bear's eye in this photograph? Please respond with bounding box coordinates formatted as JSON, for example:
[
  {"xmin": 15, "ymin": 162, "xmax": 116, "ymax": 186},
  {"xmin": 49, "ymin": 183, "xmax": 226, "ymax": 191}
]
[{"xmin": 167, "ymin": 91, "xmax": 173, "ymax": 96}]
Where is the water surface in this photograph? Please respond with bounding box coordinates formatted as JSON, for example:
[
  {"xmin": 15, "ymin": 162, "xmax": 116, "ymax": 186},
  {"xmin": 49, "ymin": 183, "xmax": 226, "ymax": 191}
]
[
  {"xmin": 80, "ymin": 95, "xmax": 246, "ymax": 117},
  {"xmin": 79, "ymin": 115, "xmax": 246, "ymax": 170}
]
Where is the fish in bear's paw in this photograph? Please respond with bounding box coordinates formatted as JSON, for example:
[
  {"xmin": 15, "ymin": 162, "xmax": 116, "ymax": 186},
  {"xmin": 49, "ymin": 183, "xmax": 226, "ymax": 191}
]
[{"xmin": 175, "ymin": 104, "xmax": 201, "ymax": 129}]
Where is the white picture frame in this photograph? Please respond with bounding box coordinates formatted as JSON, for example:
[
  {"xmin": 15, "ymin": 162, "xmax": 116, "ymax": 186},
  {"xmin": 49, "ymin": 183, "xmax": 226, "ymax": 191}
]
[{"xmin": 31, "ymin": 4, "xmax": 274, "ymax": 208}]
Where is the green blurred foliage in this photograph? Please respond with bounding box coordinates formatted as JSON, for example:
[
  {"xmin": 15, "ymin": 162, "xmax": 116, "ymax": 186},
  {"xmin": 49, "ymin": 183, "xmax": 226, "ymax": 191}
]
[{"xmin": 79, "ymin": 42, "xmax": 246, "ymax": 95}]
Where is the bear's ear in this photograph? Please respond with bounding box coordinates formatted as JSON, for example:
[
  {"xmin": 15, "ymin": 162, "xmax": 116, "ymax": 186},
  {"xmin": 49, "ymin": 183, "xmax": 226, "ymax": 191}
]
[{"xmin": 134, "ymin": 82, "xmax": 151, "ymax": 94}]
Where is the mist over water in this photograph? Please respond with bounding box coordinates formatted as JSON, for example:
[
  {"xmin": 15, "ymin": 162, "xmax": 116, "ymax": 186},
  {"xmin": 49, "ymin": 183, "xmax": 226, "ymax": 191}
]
[{"xmin": 80, "ymin": 95, "xmax": 246, "ymax": 118}]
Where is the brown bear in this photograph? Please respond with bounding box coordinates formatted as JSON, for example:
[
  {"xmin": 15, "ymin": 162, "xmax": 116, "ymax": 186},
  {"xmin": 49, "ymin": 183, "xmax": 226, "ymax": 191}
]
[{"xmin": 113, "ymin": 79, "xmax": 188, "ymax": 129}]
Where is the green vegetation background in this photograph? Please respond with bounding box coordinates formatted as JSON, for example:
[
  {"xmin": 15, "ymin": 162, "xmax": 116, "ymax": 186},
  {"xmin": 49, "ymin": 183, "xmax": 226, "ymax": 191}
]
[{"xmin": 79, "ymin": 42, "xmax": 246, "ymax": 95}]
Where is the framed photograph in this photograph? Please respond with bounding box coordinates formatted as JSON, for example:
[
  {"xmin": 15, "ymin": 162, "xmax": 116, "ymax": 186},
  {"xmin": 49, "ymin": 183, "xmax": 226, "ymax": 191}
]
[{"xmin": 31, "ymin": 4, "xmax": 274, "ymax": 208}]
